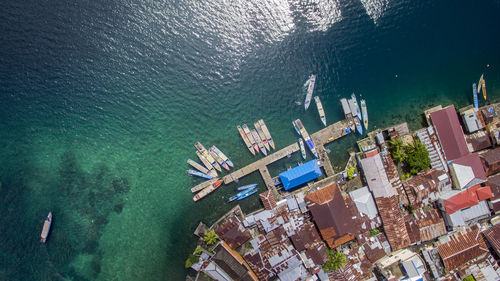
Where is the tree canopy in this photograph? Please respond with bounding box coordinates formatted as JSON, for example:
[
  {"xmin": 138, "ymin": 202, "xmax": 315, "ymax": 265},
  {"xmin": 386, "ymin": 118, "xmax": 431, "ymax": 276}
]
[
  {"xmin": 323, "ymin": 249, "xmax": 346, "ymax": 272},
  {"xmin": 185, "ymin": 254, "xmax": 199, "ymax": 268},
  {"xmin": 203, "ymin": 230, "xmax": 219, "ymax": 246},
  {"xmin": 388, "ymin": 138, "xmax": 430, "ymax": 175}
]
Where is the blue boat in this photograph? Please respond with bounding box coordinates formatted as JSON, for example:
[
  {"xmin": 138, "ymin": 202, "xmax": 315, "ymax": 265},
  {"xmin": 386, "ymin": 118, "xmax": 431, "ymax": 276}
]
[
  {"xmin": 187, "ymin": 169, "xmax": 213, "ymax": 180},
  {"xmin": 473, "ymin": 83, "xmax": 479, "ymax": 109},
  {"xmin": 229, "ymin": 187, "xmax": 258, "ymax": 202},
  {"xmin": 237, "ymin": 183, "xmax": 257, "ymax": 191},
  {"xmin": 292, "ymin": 120, "xmax": 301, "ymax": 136}
]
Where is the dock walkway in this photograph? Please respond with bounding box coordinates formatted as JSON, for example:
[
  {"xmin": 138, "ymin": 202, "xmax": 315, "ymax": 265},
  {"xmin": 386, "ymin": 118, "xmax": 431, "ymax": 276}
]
[{"xmin": 311, "ymin": 120, "xmax": 351, "ymax": 177}]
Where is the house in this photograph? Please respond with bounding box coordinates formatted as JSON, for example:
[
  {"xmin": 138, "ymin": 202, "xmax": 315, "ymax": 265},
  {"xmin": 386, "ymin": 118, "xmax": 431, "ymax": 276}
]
[
  {"xmin": 359, "ymin": 150, "xmax": 396, "ymax": 199},
  {"xmin": 305, "ymin": 183, "xmax": 366, "ymax": 249},
  {"xmin": 415, "ymin": 126, "xmax": 448, "ymax": 172},
  {"xmin": 466, "ymin": 131, "xmax": 492, "ymax": 152},
  {"xmin": 437, "ymin": 185, "xmax": 493, "ymax": 229},
  {"xmin": 480, "ymin": 147, "xmax": 500, "ymax": 176},
  {"xmin": 279, "ymin": 160, "xmax": 322, "ymax": 190},
  {"xmin": 404, "ymin": 208, "xmax": 447, "ymax": 244},
  {"xmin": 403, "ymin": 169, "xmax": 452, "ymax": 207},
  {"xmin": 449, "ymin": 153, "xmax": 487, "ymax": 190},
  {"xmin": 215, "ymin": 216, "xmax": 251, "ymax": 250},
  {"xmin": 482, "ymin": 224, "xmax": 500, "ymax": 258},
  {"xmin": 349, "ymin": 186, "xmax": 382, "ymax": 229},
  {"xmin": 462, "ymin": 108, "xmax": 485, "ymax": 133},
  {"xmin": 436, "ymin": 225, "xmax": 489, "ymax": 272},
  {"xmin": 486, "ymin": 174, "xmax": 500, "ymax": 214},
  {"xmin": 259, "ymin": 190, "xmax": 277, "ymax": 210},
  {"xmin": 375, "ymin": 249, "xmax": 426, "ymax": 281},
  {"xmin": 375, "ymin": 196, "xmax": 411, "ymax": 251},
  {"xmin": 202, "ymin": 242, "xmax": 257, "ymax": 281},
  {"xmin": 429, "ymin": 105, "xmax": 469, "ymax": 162}
]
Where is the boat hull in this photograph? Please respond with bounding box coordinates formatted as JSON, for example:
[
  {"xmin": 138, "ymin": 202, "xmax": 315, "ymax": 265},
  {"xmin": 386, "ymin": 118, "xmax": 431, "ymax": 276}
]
[
  {"xmin": 40, "ymin": 212, "xmax": 52, "ymax": 243},
  {"xmin": 304, "ymin": 74, "xmax": 316, "ymax": 110},
  {"xmin": 314, "ymin": 96, "xmax": 327, "ymax": 126},
  {"xmin": 229, "ymin": 187, "xmax": 258, "ymax": 202},
  {"xmin": 187, "ymin": 169, "xmax": 213, "ymax": 180},
  {"xmin": 299, "ymin": 138, "xmax": 306, "ymax": 160},
  {"xmin": 237, "ymin": 183, "xmax": 258, "ymax": 191},
  {"xmin": 473, "ymin": 83, "xmax": 479, "ymax": 109},
  {"xmin": 237, "ymin": 126, "xmax": 256, "ymax": 155},
  {"xmin": 193, "ymin": 180, "xmax": 223, "ymax": 202},
  {"xmin": 258, "ymin": 120, "xmax": 275, "ymax": 150}
]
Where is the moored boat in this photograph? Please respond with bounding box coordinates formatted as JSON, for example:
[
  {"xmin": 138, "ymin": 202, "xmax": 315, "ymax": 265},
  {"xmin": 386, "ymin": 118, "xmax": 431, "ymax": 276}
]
[
  {"xmin": 242, "ymin": 124, "xmax": 259, "ymax": 153},
  {"xmin": 237, "ymin": 183, "xmax": 257, "ymax": 191},
  {"xmin": 228, "ymin": 187, "xmax": 258, "ymax": 202},
  {"xmin": 477, "ymin": 75, "xmax": 483, "ymax": 93},
  {"xmin": 481, "ymin": 75, "xmax": 487, "ymax": 100},
  {"xmin": 304, "ymin": 74, "xmax": 316, "ymax": 110},
  {"xmin": 191, "ymin": 178, "xmax": 219, "ymax": 193},
  {"xmin": 360, "ymin": 99, "xmax": 368, "ymax": 130},
  {"xmin": 187, "ymin": 159, "xmax": 217, "ymax": 178},
  {"xmin": 314, "ymin": 96, "xmax": 327, "ymax": 126},
  {"xmin": 251, "ymin": 129, "xmax": 267, "ymax": 156},
  {"xmin": 258, "ymin": 120, "xmax": 275, "ymax": 150},
  {"xmin": 473, "ymin": 83, "xmax": 479, "ymax": 109},
  {"xmin": 254, "ymin": 121, "xmax": 271, "ymax": 151},
  {"xmin": 237, "ymin": 125, "xmax": 256, "ymax": 155},
  {"xmin": 196, "ymin": 151, "xmax": 215, "ymax": 172},
  {"xmin": 292, "ymin": 120, "xmax": 301, "ymax": 136},
  {"xmin": 194, "ymin": 142, "xmax": 222, "ymax": 172},
  {"xmin": 340, "ymin": 98, "xmax": 356, "ymax": 132},
  {"xmin": 212, "ymin": 145, "xmax": 233, "ymax": 168},
  {"xmin": 294, "ymin": 119, "xmax": 318, "ymax": 158},
  {"xmin": 209, "ymin": 147, "xmax": 230, "ymax": 171},
  {"xmin": 299, "ymin": 138, "xmax": 306, "ymax": 160},
  {"xmin": 193, "ymin": 179, "xmax": 223, "ymax": 202},
  {"xmin": 40, "ymin": 212, "xmax": 52, "ymax": 243},
  {"xmin": 187, "ymin": 169, "xmax": 213, "ymax": 180},
  {"xmin": 351, "ymin": 94, "xmax": 363, "ymax": 135},
  {"xmin": 354, "ymin": 117, "xmax": 363, "ymax": 135}
]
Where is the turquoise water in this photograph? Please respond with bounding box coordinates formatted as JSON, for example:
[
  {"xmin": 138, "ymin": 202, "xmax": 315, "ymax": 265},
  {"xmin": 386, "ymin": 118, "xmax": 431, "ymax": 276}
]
[{"xmin": 0, "ymin": 0, "xmax": 499, "ymax": 280}]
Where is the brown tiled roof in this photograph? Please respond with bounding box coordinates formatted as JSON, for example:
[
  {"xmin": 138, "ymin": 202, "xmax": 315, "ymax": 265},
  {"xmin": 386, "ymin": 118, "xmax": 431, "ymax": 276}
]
[
  {"xmin": 290, "ymin": 222, "xmax": 321, "ymax": 251},
  {"xmin": 375, "ymin": 196, "xmax": 410, "ymax": 251},
  {"xmin": 265, "ymin": 225, "xmax": 287, "ymax": 246},
  {"xmin": 259, "ymin": 190, "xmax": 277, "ymax": 210},
  {"xmin": 405, "ymin": 209, "xmax": 446, "ymax": 244},
  {"xmin": 469, "ymin": 134, "xmax": 492, "ymax": 152},
  {"xmin": 212, "ymin": 243, "xmax": 255, "ymax": 281},
  {"xmin": 487, "ymin": 174, "xmax": 500, "ymax": 200},
  {"xmin": 480, "ymin": 148, "xmax": 500, "ymax": 176},
  {"xmin": 243, "ymin": 250, "xmax": 274, "ymax": 281},
  {"xmin": 215, "ymin": 216, "xmax": 251, "ymax": 250},
  {"xmin": 430, "ymin": 105, "xmax": 469, "ymax": 161},
  {"xmin": 305, "ymin": 243, "xmax": 328, "ymax": 265},
  {"xmin": 437, "ymin": 225, "xmax": 489, "ymax": 271},
  {"xmin": 482, "ymin": 224, "xmax": 500, "ymax": 255}
]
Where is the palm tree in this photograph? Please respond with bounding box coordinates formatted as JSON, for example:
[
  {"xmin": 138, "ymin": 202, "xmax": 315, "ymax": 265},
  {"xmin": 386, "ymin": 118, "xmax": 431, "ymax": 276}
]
[
  {"xmin": 388, "ymin": 138, "xmax": 405, "ymax": 163},
  {"xmin": 203, "ymin": 230, "xmax": 219, "ymax": 246},
  {"xmin": 324, "ymin": 249, "xmax": 346, "ymax": 271}
]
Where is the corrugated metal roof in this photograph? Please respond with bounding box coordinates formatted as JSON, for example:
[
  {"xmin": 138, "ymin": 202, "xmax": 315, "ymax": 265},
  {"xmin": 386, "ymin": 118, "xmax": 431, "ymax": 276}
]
[
  {"xmin": 279, "ymin": 160, "xmax": 322, "ymax": 190},
  {"xmin": 429, "ymin": 105, "xmax": 469, "ymax": 161},
  {"xmin": 360, "ymin": 152, "xmax": 396, "ymax": 198}
]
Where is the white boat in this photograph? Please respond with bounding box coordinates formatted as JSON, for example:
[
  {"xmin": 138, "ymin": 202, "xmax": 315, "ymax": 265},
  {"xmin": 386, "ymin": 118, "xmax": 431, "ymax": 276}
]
[
  {"xmin": 360, "ymin": 99, "xmax": 368, "ymax": 131},
  {"xmin": 237, "ymin": 125, "xmax": 255, "ymax": 155},
  {"xmin": 314, "ymin": 96, "xmax": 326, "ymax": 126},
  {"xmin": 258, "ymin": 120, "xmax": 275, "ymax": 150},
  {"xmin": 187, "ymin": 159, "xmax": 217, "ymax": 178},
  {"xmin": 242, "ymin": 124, "xmax": 259, "ymax": 153},
  {"xmin": 40, "ymin": 212, "xmax": 52, "ymax": 243},
  {"xmin": 304, "ymin": 74, "xmax": 316, "ymax": 110},
  {"xmin": 254, "ymin": 121, "xmax": 271, "ymax": 151},
  {"xmin": 191, "ymin": 178, "xmax": 219, "ymax": 193},
  {"xmin": 251, "ymin": 129, "xmax": 267, "ymax": 156},
  {"xmin": 299, "ymin": 138, "xmax": 306, "ymax": 160},
  {"xmin": 293, "ymin": 119, "xmax": 318, "ymax": 158}
]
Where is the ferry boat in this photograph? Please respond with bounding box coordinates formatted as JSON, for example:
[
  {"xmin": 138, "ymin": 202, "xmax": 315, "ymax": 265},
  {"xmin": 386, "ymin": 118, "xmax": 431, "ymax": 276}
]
[
  {"xmin": 293, "ymin": 119, "xmax": 318, "ymax": 158},
  {"xmin": 473, "ymin": 83, "xmax": 479, "ymax": 109},
  {"xmin": 187, "ymin": 169, "xmax": 213, "ymax": 179},
  {"xmin": 191, "ymin": 178, "xmax": 219, "ymax": 193},
  {"xmin": 208, "ymin": 147, "xmax": 230, "ymax": 171},
  {"xmin": 193, "ymin": 179, "xmax": 223, "ymax": 202},
  {"xmin": 304, "ymin": 74, "xmax": 316, "ymax": 111},
  {"xmin": 211, "ymin": 145, "xmax": 233, "ymax": 168},
  {"xmin": 254, "ymin": 121, "xmax": 271, "ymax": 151},
  {"xmin": 40, "ymin": 212, "xmax": 52, "ymax": 243},
  {"xmin": 258, "ymin": 120, "xmax": 275, "ymax": 150},
  {"xmin": 237, "ymin": 125, "xmax": 255, "ymax": 155},
  {"xmin": 314, "ymin": 96, "xmax": 327, "ymax": 126},
  {"xmin": 360, "ymin": 99, "xmax": 368, "ymax": 130},
  {"xmin": 299, "ymin": 138, "xmax": 306, "ymax": 160},
  {"xmin": 251, "ymin": 129, "xmax": 267, "ymax": 156},
  {"xmin": 194, "ymin": 142, "xmax": 222, "ymax": 172},
  {"xmin": 237, "ymin": 183, "xmax": 257, "ymax": 191},
  {"xmin": 242, "ymin": 124, "xmax": 259, "ymax": 153},
  {"xmin": 228, "ymin": 187, "xmax": 258, "ymax": 202},
  {"xmin": 187, "ymin": 159, "xmax": 217, "ymax": 178}
]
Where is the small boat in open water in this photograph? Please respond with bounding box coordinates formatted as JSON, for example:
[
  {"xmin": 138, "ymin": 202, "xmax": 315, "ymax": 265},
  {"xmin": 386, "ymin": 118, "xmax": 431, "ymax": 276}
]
[
  {"xmin": 258, "ymin": 120, "xmax": 275, "ymax": 150},
  {"xmin": 212, "ymin": 145, "xmax": 233, "ymax": 168},
  {"xmin": 40, "ymin": 212, "xmax": 52, "ymax": 243},
  {"xmin": 193, "ymin": 179, "xmax": 223, "ymax": 202},
  {"xmin": 360, "ymin": 99, "xmax": 368, "ymax": 131},
  {"xmin": 187, "ymin": 169, "xmax": 213, "ymax": 180},
  {"xmin": 229, "ymin": 187, "xmax": 258, "ymax": 202},
  {"xmin": 314, "ymin": 96, "xmax": 327, "ymax": 126},
  {"xmin": 237, "ymin": 183, "xmax": 257, "ymax": 191},
  {"xmin": 304, "ymin": 74, "xmax": 316, "ymax": 111},
  {"xmin": 473, "ymin": 83, "xmax": 479, "ymax": 109},
  {"xmin": 299, "ymin": 138, "xmax": 306, "ymax": 160}
]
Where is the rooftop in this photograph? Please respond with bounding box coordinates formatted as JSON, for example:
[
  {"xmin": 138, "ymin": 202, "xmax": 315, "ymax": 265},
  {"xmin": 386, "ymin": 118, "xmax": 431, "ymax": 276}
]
[
  {"xmin": 279, "ymin": 160, "xmax": 322, "ymax": 190},
  {"xmin": 430, "ymin": 105, "xmax": 469, "ymax": 161},
  {"xmin": 450, "ymin": 153, "xmax": 487, "ymax": 189},
  {"xmin": 360, "ymin": 151, "xmax": 397, "ymax": 198}
]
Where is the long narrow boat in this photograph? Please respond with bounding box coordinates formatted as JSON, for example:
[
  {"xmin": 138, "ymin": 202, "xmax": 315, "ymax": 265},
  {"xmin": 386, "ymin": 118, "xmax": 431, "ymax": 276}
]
[
  {"xmin": 360, "ymin": 99, "xmax": 368, "ymax": 131},
  {"xmin": 193, "ymin": 179, "xmax": 223, "ymax": 202},
  {"xmin": 251, "ymin": 129, "xmax": 267, "ymax": 156},
  {"xmin": 314, "ymin": 96, "xmax": 327, "ymax": 126},
  {"xmin": 196, "ymin": 151, "xmax": 215, "ymax": 172},
  {"xmin": 194, "ymin": 142, "xmax": 222, "ymax": 172},
  {"xmin": 294, "ymin": 119, "xmax": 318, "ymax": 158},
  {"xmin": 212, "ymin": 145, "xmax": 233, "ymax": 168},
  {"xmin": 237, "ymin": 183, "xmax": 257, "ymax": 191},
  {"xmin": 208, "ymin": 147, "xmax": 229, "ymax": 171},
  {"xmin": 242, "ymin": 124, "xmax": 259, "ymax": 153},
  {"xmin": 187, "ymin": 159, "xmax": 217, "ymax": 178},
  {"xmin": 237, "ymin": 125, "xmax": 255, "ymax": 155},
  {"xmin": 482, "ymin": 76, "xmax": 487, "ymax": 101},
  {"xmin": 477, "ymin": 75, "xmax": 483, "ymax": 93},
  {"xmin": 40, "ymin": 212, "xmax": 52, "ymax": 243},
  {"xmin": 187, "ymin": 169, "xmax": 213, "ymax": 179},
  {"xmin": 299, "ymin": 138, "xmax": 306, "ymax": 160},
  {"xmin": 191, "ymin": 178, "xmax": 219, "ymax": 193},
  {"xmin": 258, "ymin": 120, "xmax": 275, "ymax": 150},
  {"xmin": 340, "ymin": 98, "xmax": 356, "ymax": 132},
  {"xmin": 473, "ymin": 83, "xmax": 479, "ymax": 109},
  {"xmin": 254, "ymin": 121, "xmax": 271, "ymax": 151},
  {"xmin": 351, "ymin": 94, "xmax": 363, "ymax": 135},
  {"xmin": 228, "ymin": 187, "xmax": 258, "ymax": 202},
  {"xmin": 304, "ymin": 74, "xmax": 316, "ymax": 110}
]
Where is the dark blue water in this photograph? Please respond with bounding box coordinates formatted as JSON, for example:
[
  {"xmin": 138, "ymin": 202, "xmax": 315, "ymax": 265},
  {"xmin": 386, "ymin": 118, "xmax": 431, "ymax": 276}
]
[{"xmin": 0, "ymin": 0, "xmax": 499, "ymax": 280}]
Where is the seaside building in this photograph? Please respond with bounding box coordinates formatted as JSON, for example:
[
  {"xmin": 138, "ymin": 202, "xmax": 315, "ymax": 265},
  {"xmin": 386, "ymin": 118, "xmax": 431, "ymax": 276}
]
[
  {"xmin": 349, "ymin": 186, "xmax": 382, "ymax": 229},
  {"xmin": 480, "ymin": 147, "xmax": 500, "ymax": 176},
  {"xmin": 448, "ymin": 153, "xmax": 487, "ymax": 190},
  {"xmin": 466, "ymin": 130, "xmax": 492, "ymax": 152},
  {"xmin": 415, "ymin": 126, "xmax": 448, "ymax": 172},
  {"xmin": 462, "ymin": 107, "xmax": 485, "ymax": 133},
  {"xmin": 429, "ymin": 105, "xmax": 469, "ymax": 162},
  {"xmin": 259, "ymin": 190, "xmax": 277, "ymax": 210},
  {"xmin": 200, "ymin": 241, "xmax": 257, "ymax": 281},
  {"xmin": 403, "ymin": 168, "xmax": 452, "ymax": 207},
  {"xmin": 214, "ymin": 216, "xmax": 251, "ymax": 250},
  {"xmin": 279, "ymin": 160, "xmax": 322, "ymax": 191}
]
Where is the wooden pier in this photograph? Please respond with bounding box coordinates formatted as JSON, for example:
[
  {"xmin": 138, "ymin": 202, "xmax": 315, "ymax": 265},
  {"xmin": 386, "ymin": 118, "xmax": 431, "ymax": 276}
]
[{"xmin": 222, "ymin": 119, "xmax": 352, "ymax": 190}]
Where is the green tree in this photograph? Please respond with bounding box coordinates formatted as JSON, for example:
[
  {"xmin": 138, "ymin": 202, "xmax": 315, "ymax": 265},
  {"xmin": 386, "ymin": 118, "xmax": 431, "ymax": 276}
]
[
  {"xmin": 388, "ymin": 138, "xmax": 406, "ymax": 163},
  {"xmin": 463, "ymin": 276, "xmax": 476, "ymax": 281},
  {"xmin": 405, "ymin": 140, "xmax": 430, "ymax": 175},
  {"xmin": 347, "ymin": 166, "xmax": 356, "ymax": 180},
  {"xmin": 323, "ymin": 249, "xmax": 346, "ymax": 272},
  {"xmin": 369, "ymin": 228, "xmax": 380, "ymax": 237},
  {"xmin": 194, "ymin": 246, "xmax": 203, "ymax": 255},
  {"xmin": 203, "ymin": 230, "xmax": 219, "ymax": 246},
  {"xmin": 185, "ymin": 254, "xmax": 199, "ymax": 268}
]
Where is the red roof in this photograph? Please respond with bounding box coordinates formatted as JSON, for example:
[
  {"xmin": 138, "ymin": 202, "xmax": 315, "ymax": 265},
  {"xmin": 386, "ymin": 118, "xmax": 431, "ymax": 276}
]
[
  {"xmin": 430, "ymin": 105, "xmax": 469, "ymax": 161},
  {"xmin": 443, "ymin": 185, "xmax": 493, "ymax": 214}
]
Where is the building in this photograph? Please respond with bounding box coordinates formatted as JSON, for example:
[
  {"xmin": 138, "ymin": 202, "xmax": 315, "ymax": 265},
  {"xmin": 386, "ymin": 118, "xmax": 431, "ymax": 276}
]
[
  {"xmin": 259, "ymin": 190, "xmax": 277, "ymax": 210},
  {"xmin": 359, "ymin": 150, "xmax": 396, "ymax": 199},
  {"xmin": 482, "ymin": 224, "xmax": 500, "ymax": 258},
  {"xmin": 404, "ymin": 208, "xmax": 447, "ymax": 244},
  {"xmin": 202, "ymin": 242, "xmax": 257, "ymax": 281},
  {"xmin": 480, "ymin": 147, "xmax": 500, "ymax": 176},
  {"xmin": 437, "ymin": 225, "xmax": 489, "ymax": 272},
  {"xmin": 415, "ymin": 126, "xmax": 448, "ymax": 172},
  {"xmin": 462, "ymin": 108, "xmax": 485, "ymax": 133},
  {"xmin": 449, "ymin": 153, "xmax": 487, "ymax": 190},
  {"xmin": 215, "ymin": 216, "xmax": 251, "ymax": 250},
  {"xmin": 467, "ymin": 131, "xmax": 492, "ymax": 152},
  {"xmin": 403, "ymin": 169, "xmax": 451, "ymax": 207},
  {"xmin": 349, "ymin": 186, "xmax": 382, "ymax": 229},
  {"xmin": 376, "ymin": 249, "xmax": 426, "ymax": 281},
  {"xmin": 279, "ymin": 160, "xmax": 322, "ymax": 190},
  {"xmin": 487, "ymin": 174, "xmax": 500, "ymax": 214},
  {"xmin": 429, "ymin": 105, "xmax": 469, "ymax": 162}
]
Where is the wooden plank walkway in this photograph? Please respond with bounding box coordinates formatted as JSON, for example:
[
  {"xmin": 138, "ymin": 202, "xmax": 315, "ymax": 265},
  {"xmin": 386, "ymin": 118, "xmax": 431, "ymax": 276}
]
[{"xmin": 223, "ymin": 143, "xmax": 300, "ymax": 186}]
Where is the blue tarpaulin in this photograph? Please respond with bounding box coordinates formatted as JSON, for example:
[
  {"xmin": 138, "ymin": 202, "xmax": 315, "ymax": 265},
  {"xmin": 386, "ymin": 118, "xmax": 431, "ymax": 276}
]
[{"xmin": 279, "ymin": 160, "xmax": 322, "ymax": 190}]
